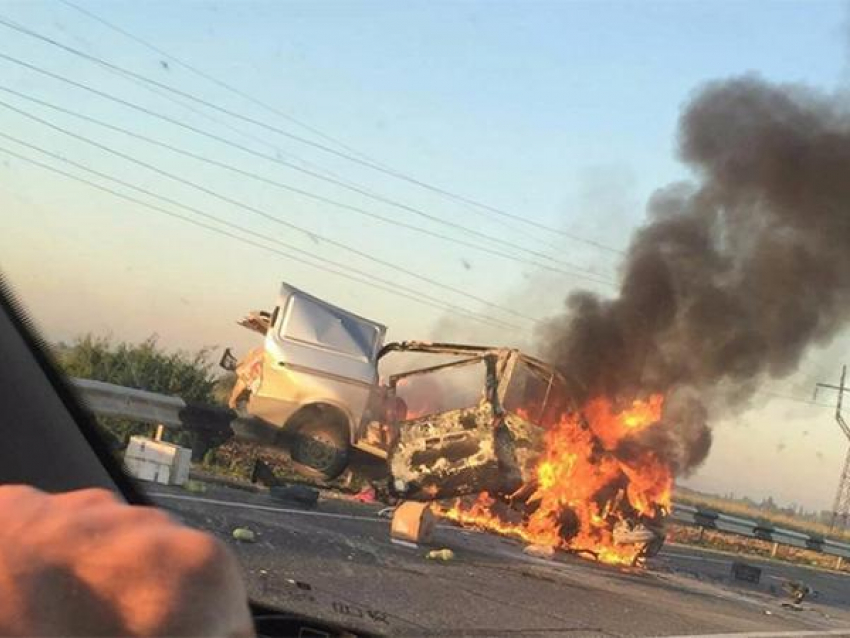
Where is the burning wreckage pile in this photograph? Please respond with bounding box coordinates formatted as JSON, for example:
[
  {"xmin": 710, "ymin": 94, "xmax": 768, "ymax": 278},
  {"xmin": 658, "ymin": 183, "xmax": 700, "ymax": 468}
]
[
  {"xmin": 439, "ymin": 396, "xmax": 670, "ymax": 565},
  {"xmin": 432, "ymin": 74, "xmax": 850, "ymax": 564}
]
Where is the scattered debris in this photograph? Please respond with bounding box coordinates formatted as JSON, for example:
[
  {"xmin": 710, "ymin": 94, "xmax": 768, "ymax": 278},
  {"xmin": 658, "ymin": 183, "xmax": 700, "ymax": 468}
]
[
  {"xmin": 377, "ymin": 507, "xmax": 396, "ymax": 519},
  {"xmin": 270, "ymin": 484, "xmax": 320, "ymax": 508},
  {"xmin": 390, "ymin": 538, "xmax": 419, "ymax": 549},
  {"xmin": 763, "ymin": 610, "xmax": 773, "ymax": 616},
  {"xmin": 124, "ymin": 436, "xmax": 191, "ymax": 486},
  {"xmin": 782, "ymin": 580, "xmax": 812, "ymax": 604},
  {"xmin": 390, "ymin": 501, "xmax": 435, "ymax": 545},
  {"xmin": 731, "ymin": 561, "xmax": 761, "ymax": 584},
  {"xmin": 427, "ymin": 549, "xmax": 455, "ymax": 561},
  {"xmin": 285, "ymin": 578, "xmax": 312, "ymax": 591},
  {"xmin": 183, "ymin": 479, "xmax": 207, "ymax": 493},
  {"xmin": 232, "ymin": 527, "xmax": 256, "ymax": 542},
  {"xmin": 341, "ymin": 470, "xmax": 356, "ymax": 489},
  {"xmin": 251, "ymin": 459, "xmax": 277, "ymax": 487},
  {"xmin": 524, "ymin": 544, "xmax": 556, "ymax": 560},
  {"xmin": 352, "ymin": 486, "xmax": 377, "ymax": 503}
]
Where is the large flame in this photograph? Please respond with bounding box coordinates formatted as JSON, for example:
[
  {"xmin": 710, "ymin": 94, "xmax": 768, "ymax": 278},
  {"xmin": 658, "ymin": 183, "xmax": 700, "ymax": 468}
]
[{"xmin": 438, "ymin": 395, "xmax": 671, "ymax": 566}]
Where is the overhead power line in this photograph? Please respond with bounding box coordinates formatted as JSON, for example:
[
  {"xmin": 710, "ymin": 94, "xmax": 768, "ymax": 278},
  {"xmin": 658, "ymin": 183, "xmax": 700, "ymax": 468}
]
[
  {"xmin": 60, "ymin": 2, "xmax": 570, "ymax": 256},
  {"xmin": 0, "ymin": 51, "xmax": 404, "ymax": 208},
  {"xmin": 56, "ymin": 0, "xmax": 588, "ymax": 252},
  {"xmin": 0, "ymin": 87, "xmax": 614, "ymax": 286},
  {"xmin": 0, "ymin": 52, "xmax": 609, "ymax": 281},
  {"xmin": 0, "ymin": 116, "xmax": 539, "ymax": 325},
  {"xmin": 0, "ymin": 141, "xmax": 519, "ymax": 331},
  {"xmin": 0, "ymin": 14, "xmax": 623, "ymax": 255},
  {"xmin": 57, "ymin": 0, "xmax": 374, "ymax": 162}
]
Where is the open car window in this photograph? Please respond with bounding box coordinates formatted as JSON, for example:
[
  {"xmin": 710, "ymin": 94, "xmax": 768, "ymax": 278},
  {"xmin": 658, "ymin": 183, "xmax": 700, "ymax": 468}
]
[
  {"xmin": 502, "ymin": 359, "xmax": 552, "ymax": 424},
  {"xmin": 391, "ymin": 358, "xmax": 487, "ymax": 420}
]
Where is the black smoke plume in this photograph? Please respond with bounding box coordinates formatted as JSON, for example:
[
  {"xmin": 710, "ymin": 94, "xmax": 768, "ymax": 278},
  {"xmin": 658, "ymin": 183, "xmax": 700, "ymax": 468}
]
[{"xmin": 539, "ymin": 75, "xmax": 850, "ymax": 474}]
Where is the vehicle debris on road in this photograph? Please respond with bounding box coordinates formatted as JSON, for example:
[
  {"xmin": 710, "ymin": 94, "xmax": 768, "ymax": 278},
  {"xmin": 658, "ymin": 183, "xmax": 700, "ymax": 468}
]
[
  {"xmin": 426, "ymin": 549, "xmax": 454, "ymax": 561},
  {"xmin": 183, "ymin": 479, "xmax": 207, "ymax": 493},
  {"xmin": 232, "ymin": 527, "xmax": 256, "ymax": 542},
  {"xmin": 390, "ymin": 501, "xmax": 435, "ymax": 545},
  {"xmin": 352, "ymin": 486, "xmax": 377, "ymax": 503},
  {"xmin": 523, "ymin": 544, "xmax": 556, "ymax": 560},
  {"xmin": 782, "ymin": 579, "xmax": 813, "ymax": 604}
]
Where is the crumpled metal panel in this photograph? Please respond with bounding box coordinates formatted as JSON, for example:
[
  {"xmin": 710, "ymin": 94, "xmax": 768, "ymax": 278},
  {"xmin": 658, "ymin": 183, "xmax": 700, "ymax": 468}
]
[
  {"xmin": 503, "ymin": 414, "xmax": 546, "ymax": 483},
  {"xmin": 267, "ymin": 282, "xmax": 386, "ymax": 385},
  {"xmin": 389, "ymin": 402, "xmax": 523, "ymax": 500},
  {"xmin": 228, "ymin": 346, "xmax": 264, "ymax": 410},
  {"xmin": 237, "ymin": 310, "xmax": 272, "ymax": 335}
]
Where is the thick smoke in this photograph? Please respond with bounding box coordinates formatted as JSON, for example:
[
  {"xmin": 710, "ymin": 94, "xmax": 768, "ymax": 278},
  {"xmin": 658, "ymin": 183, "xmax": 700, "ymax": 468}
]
[{"xmin": 539, "ymin": 75, "xmax": 850, "ymax": 475}]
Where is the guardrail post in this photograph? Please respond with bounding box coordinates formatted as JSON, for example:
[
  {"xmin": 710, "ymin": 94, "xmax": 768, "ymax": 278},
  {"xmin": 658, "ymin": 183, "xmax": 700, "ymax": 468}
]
[
  {"xmin": 837, "ymin": 556, "xmax": 844, "ymax": 570},
  {"xmin": 770, "ymin": 542, "xmax": 779, "ymax": 558},
  {"xmin": 697, "ymin": 527, "xmax": 705, "ymax": 542}
]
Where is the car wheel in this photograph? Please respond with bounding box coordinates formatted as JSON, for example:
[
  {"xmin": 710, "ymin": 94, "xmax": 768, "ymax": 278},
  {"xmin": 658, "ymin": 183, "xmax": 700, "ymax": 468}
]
[{"xmin": 290, "ymin": 414, "xmax": 350, "ymax": 480}]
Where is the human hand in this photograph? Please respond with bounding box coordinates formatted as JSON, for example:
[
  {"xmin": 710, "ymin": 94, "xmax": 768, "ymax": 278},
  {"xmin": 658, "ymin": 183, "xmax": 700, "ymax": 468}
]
[{"xmin": 0, "ymin": 485, "xmax": 253, "ymax": 637}]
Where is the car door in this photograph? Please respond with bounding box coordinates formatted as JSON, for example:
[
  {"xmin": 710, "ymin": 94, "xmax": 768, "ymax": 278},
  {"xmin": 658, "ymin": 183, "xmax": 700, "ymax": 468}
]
[
  {"xmin": 247, "ymin": 282, "xmax": 387, "ymax": 434},
  {"xmin": 265, "ymin": 282, "xmax": 386, "ymax": 385}
]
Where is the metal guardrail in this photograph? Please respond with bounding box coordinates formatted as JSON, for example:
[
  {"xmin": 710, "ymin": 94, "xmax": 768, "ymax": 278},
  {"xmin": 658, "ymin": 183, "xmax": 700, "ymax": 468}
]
[
  {"xmin": 70, "ymin": 378, "xmax": 234, "ymax": 434},
  {"xmin": 72, "ymin": 378, "xmax": 187, "ymax": 428},
  {"xmin": 670, "ymin": 502, "xmax": 850, "ymax": 565}
]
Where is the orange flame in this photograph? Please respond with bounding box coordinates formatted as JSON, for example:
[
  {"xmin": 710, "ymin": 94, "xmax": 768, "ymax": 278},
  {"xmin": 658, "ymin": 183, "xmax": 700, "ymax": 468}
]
[{"xmin": 438, "ymin": 395, "xmax": 671, "ymax": 566}]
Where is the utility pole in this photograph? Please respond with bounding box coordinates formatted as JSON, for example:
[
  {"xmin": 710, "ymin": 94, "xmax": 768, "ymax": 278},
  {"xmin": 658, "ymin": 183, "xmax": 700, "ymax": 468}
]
[{"xmin": 814, "ymin": 365, "xmax": 850, "ymax": 532}]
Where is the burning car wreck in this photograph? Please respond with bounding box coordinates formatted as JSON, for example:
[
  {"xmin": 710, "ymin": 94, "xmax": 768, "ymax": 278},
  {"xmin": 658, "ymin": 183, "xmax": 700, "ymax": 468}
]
[
  {"xmin": 385, "ymin": 342, "xmax": 668, "ymax": 564},
  {"xmin": 223, "ymin": 282, "xmax": 669, "ymax": 564}
]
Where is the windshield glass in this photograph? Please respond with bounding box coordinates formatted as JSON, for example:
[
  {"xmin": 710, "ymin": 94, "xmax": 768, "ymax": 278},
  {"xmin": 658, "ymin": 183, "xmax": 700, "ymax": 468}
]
[{"xmin": 3, "ymin": 2, "xmax": 850, "ymax": 636}]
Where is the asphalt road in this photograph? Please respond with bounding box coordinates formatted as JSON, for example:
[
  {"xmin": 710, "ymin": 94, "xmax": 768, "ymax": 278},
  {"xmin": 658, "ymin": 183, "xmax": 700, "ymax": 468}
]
[{"xmin": 148, "ymin": 482, "xmax": 850, "ymax": 637}]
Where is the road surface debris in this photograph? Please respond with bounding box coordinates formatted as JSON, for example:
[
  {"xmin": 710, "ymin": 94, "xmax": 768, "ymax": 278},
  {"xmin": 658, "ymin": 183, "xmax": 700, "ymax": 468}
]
[
  {"xmin": 390, "ymin": 501, "xmax": 435, "ymax": 545},
  {"xmin": 524, "ymin": 544, "xmax": 556, "ymax": 559},
  {"xmin": 426, "ymin": 549, "xmax": 455, "ymax": 561},
  {"xmin": 232, "ymin": 527, "xmax": 256, "ymax": 542}
]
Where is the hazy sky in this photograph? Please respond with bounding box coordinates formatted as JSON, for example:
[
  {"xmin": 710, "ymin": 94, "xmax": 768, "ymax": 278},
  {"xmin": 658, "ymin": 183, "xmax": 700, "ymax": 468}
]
[{"xmin": 1, "ymin": 0, "xmax": 849, "ymax": 510}]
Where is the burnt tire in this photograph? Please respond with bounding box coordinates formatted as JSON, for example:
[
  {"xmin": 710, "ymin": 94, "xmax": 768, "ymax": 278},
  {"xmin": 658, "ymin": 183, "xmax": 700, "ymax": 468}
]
[{"xmin": 289, "ymin": 412, "xmax": 350, "ymax": 480}]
